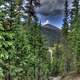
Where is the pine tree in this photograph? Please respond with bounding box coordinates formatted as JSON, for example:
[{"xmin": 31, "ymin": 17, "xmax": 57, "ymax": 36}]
[
  {"xmin": 24, "ymin": 0, "xmax": 40, "ymax": 23},
  {"xmin": 0, "ymin": 0, "xmax": 22, "ymax": 79},
  {"xmin": 68, "ymin": 0, "xmax": 80, "ymax": 73},
  {"xmin": 71, "ymin": 0, "xmax": 79, "ymax": 29},
  {"xmin": 51, "ymin": 42, "xmax": 62, "ymax": 76},
  {"xmin": 62, "ymin": 0, "xmax": 72, "ymax": 73},
  {"xmin": 23, "ymin": 23, "xmax": 50, "ymax": 80},
  {"xmin": 62, "ymin": 0, "xmax": 69, "ymax": 38},
  {"xmin": 19, "ymin": 0, "xmax": 50, "ymax": 80}
]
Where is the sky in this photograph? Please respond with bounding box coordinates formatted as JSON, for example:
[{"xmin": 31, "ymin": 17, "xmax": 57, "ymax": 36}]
[
  {"xmin": 37, "ymin": 14, "xmax": 64, "ymax": 28},
  {"xmin": 0, "ymin": 0, "xmax": 73, "ymax": 28},
  {"xmin": 35, "ymin": 0, "xmax": 73, "ymax": 28}
]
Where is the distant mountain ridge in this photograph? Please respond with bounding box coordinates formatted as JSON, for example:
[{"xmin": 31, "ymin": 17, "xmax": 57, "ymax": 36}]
[
  {"xmin": 41, "ymin": 24, "xmax": 61, "ymax": 46},
  {"xmin": 43, "ymin": 24, "xmax": 60, "ymax": 31}
]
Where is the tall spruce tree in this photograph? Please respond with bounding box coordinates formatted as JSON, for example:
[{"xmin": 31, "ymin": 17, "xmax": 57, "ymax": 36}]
[
  {"xmin": 62, "ymin": 0, "xmax": 69, "ymax": 38},
  {"xmin": 22, "ymin": 0, "xmax": 50, "ymax": 80},
  {"xmin": 26, "ymin": 23, "xmax": 50, "ymax": 80},
  {"xmin": 71, "ymin": 0, "xmax": 79, "ymax": 29},
  {"xmin": 0, "ymin": 0, "xmax": 23, "ymax": 79},
  {"xmin": 0, "ymin": 0, "xmax": 16, "ymax": 79},
  {"xmin": 24, "ymin": 0, "xmax": 40, "ymax": 23},
  {"xmin": 62, "ymin": 0, "xmax": 72, "ymax": 73},
  {"xmin": 68, "ymin": 0, "xmax": 80, "ymax": 72}
]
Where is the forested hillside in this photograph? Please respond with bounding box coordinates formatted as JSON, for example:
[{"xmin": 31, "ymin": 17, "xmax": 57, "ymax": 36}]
[{"xmin": 0, "ymin": 0, "xmax": 80, "ymax": 80}]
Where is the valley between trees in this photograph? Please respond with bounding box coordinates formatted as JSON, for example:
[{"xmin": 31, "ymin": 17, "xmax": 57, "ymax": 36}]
[{"xmin": 0, "ymin": 0, "xmax": 80, "ymax": 80}]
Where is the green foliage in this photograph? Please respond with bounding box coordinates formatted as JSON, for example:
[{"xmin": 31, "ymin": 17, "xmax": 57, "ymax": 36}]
[
  {"xmin": 68, "ymin": 16, "xmax": 80, "ymax": 72},
  {"xmin": 68, "ymin": 0, "xmax": 80, "ymax": 73},
  {"xmin": 50, "ymin": 42, "xmax": 64, "ymax": 76},
  {"xmin": 61, "ymin": 0, "xmax": 80, "ymax": 75},
  {"xmin": 62, "ymin": 0, "xmax": 69, "ymax": 38},
  {"xmin": 0, "ymin": 0, "xmax": 80, "ymax": 79},
  {"xmin": 25, "ymin": 23, "xmax": 50, "ymax": 80},
  {"xmin": 0, "ymin": 0, "xmax": 50, "ymax": 79},
  {"xmin": 71, "ymin": 0, "xmax": 79, "ymax": 29},
  {"xmin": 0, "ymin": 0, "xmax": 20, "ymax": 79}
]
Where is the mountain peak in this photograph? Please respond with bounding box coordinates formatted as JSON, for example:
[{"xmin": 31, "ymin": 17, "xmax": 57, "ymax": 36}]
[
  {"xmin": 43, "ymin": 23, "xmax": 60, "ymax": 31},
  {"xmin": 41, "ymin": 23, "xmax": 61, "ymax": 47}
]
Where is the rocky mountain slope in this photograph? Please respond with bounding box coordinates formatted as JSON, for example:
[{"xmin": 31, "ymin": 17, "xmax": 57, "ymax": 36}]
[{"xmin": 41, "ymin": 24, "xmax": 61, "ymax": 46}]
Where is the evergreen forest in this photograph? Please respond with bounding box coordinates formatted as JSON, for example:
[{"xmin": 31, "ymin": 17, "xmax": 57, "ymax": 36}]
[{"xmin": 0, "ymin": 0, "xmax": 80, "ymax": 80}]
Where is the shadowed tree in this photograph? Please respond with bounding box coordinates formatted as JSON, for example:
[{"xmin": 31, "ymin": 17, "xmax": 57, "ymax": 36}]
[
  {"xmin": 68, "ymin": 0, "xmax": 80, "ymax": 73},
  {"xmin": 24, "ymin": 0, "xmax": 40, "ymax": 23},
  {"xmin": 62, "ymin": 0, "xmax": 69, "ymax": 38}
]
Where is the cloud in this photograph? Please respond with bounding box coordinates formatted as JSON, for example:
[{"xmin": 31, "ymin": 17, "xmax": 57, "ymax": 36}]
[
  {"xmin": 37, "ymin": 14, "xmax": 64, "ymax": 28},
  {"xmin": 42, "ymin": 20, "xmax": 50, "ymax": 25},
  {"xmin": 36, "ymin": 0, "xmax": 73, "ymax": 16}
]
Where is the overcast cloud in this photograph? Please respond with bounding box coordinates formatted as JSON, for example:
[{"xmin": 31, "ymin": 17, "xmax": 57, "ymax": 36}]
[{"xmin": 36, "ymin": 0, "xmax": 73, "ymax": 16}]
